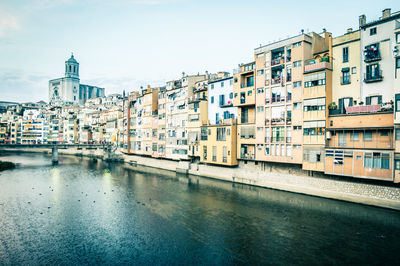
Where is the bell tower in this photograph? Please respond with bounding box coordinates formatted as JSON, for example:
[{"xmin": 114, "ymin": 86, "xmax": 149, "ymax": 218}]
[{"xmin": 65, "ymin": 53, "xmax": 79, "ymax": 78}]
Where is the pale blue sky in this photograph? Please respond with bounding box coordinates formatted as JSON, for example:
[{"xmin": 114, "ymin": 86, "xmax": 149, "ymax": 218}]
[{"xmin": 0, "ymin": 0, "xmax": 398, "ymax": 102}]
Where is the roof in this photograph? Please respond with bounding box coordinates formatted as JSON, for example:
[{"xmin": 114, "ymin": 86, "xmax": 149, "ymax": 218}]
[{"xmin": 66, "ymin": 54, "xmax": 78, "ymax": 64}]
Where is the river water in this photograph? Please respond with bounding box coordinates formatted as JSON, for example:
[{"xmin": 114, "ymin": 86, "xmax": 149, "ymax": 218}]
[{"xmin": 0, "ymin": 152, "xmax": 400, "ymax": 265}]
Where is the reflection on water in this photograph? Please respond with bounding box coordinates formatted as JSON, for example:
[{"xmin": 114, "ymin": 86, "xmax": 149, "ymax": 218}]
[{"xmin": 0, "ymin": 152, "xmax": 400, "ymax": 265}]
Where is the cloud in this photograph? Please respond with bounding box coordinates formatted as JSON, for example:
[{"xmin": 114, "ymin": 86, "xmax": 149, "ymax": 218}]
[
  {"xmin": 0, "ymin": 11, "xmax": 19, "ymax": 37},
  {"xmin": 0, "ymin": 68, "xmax": 51, "ymax": 102}
]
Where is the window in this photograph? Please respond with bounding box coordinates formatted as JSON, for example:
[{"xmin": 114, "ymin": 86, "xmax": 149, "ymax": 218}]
[
  {"xmin": 212, "ymin": 146, "xmax": 217, "ymax": 162},
  {"xmin": 350, "ymin": 132, "xmax": 359, "ymax": 141},
  {"xmin": 396, "ymin": 160, "xmax": 400, "ymax": 170},
  {"xmin": 370, "ymin": 27, "xmax": 377, "ymax": 35},
  {"xmin": 211, "ymin": 84, "xmax": 214, "ymax": 89},
  {"xmin": 265, "ymin": 145, "xmax": 270, "ymax": 155},
  {"xmin": 294, "ymin": 102, "xmax": 302, "ymax": 110},
  {"xmin": 293, "ymin": 81, "xmax": 302, "ymax": 88},
  {"xmin": 230, "ymin": 79, "xmax": 233, "ymax": 85},
  {"xmin": 364, "ymin": 152, "xmax": 390, "ymax": 169},
  {"xmin": 351, "ymin": 67, "xmax": 357, "ymax": 74},
  {"xmin": 304, "ymin": 72, "xmax": 326, "ymax": 87},
  {"xmin": 203, "ymin": 146, "xmax": 207, "ymax": 160},
  {"xmin": 216, "ymin": 128, "xmax": 226, "ymax": 141},
  {"xmin": 293, "ymin": 41, "xmax": 302, "ymax": 48},
  {"xmin": 211, "ymin": 96, "xmax": 214, "ymax": 103},
  {"xmin": 293, "ymin": 61, "xmax": 302, "ymax": 67},
  {"xmin": 221, "ymin": 82, "xmax": 224, "ymax": 87},
  {"xmin": 248, "ymin": 90, "xmax": 252, "ymax": 96},
  {"xmin": 397, "ymin": 33, "xmax": 400, "ymax": 44},
  {"xmin": 246, "ymin": 76, "xmax": 254, "ymax": 87},
  {"xmin": 343, "ymin": 47, "xmax": 349, "ymax": 63},
  {"xmin": 257, "ymin": 106, "xmax": 264, "ymax": 112},
  {"xmin": 396, "ymin": 128, "xmax": 400, "ymax": 140},
  {"xmin": 365, "ymin": 63, "xmax": 381, "ymax": 80},
  {"xmin": 396, "ymin": 58, "xmax": 400, "ymax": 69},
  {"xmin": 229, "ymin": 93, "xmax": 233, "ymax": 99},
  {"xmin": 341, "ymin": 68, "xmax": 350, "ymax": 84},
  {"xmin": 339, "ymin": 132, "xmax": 347, "ymax": 146},
  {"xmin": 286, "ymin": 145, "xmax": 291, "ymax": 157},
  {"xmin": 366, "ymin": 95, "xmax": 382, "ymax": 105},
  {"xmin": 380, "ymin": 130, "xmax": 389, "ymax": 136},
  {"xmin": 257, "ymin": 70, "xmax": 264, "ymax": 75},
  {"xmin": 363, "ymin": 130, "xmax": 372, "ymax": 141}
]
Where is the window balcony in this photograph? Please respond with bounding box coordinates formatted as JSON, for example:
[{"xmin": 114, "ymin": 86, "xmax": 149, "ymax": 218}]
[
  {"xmin": 364, "ymin": 49, "xmax": 381, "ymax": 63},
  {"xmin": 271, "ymin": 77, "xmax": 282, "ymax": 85},
  {"xmin": 304, "ymin": 57, "xmax": 331, "ymax": 73},
  {"xmin": 241, "ymin": 83, "xmax": 254, "ymax": 88},
  {"xmin": 271, "ymin": 58, "xmax": 284, "ymax": 66},
  {"xmin": 364, "ymin": 70, "xmax": 383, "ymax": 83},
  {"xmin": 271, "ymin": 96, "xmax": 285, "ymax": 103},
  {"xmin": 271, "ymin": 118, "xmax": 285, "ymax": 125}
]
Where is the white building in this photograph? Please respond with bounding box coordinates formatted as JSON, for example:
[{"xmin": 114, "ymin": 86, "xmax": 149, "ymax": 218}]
[
  {"xmin": 207, "ymin": 76, "xmax": 237, "ymax": 125},
  {"xmin": 359, "ymin": 9, "xmax": 400, "ymax": 105},
  {"xmin": 49, "ymin": 54, "xmax": 105, "ymax": 105}
]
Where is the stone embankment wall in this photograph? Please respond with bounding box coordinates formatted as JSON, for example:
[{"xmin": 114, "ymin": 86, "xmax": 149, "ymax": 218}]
[{"xmin": 1, "ymin": 147, "xmax": 400, "ymax": 211}]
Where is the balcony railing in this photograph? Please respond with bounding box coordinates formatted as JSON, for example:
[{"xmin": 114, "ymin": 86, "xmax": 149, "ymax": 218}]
[
  {"xmin": 364, "ymin": 71, "xmax": 383, "ymax": 83},
  {"xmin": 271, "ymin": 58, "xmax": 284, "ymax": 66},
  {"xmin": 241, "ymin": 83, "xmax": 254, "ymax": 88},
  {"xmin": 364, "ymin": 49, "xmax": 381, "ymax": 62},
  {"xmin": 271, "ymin": 77, "xmax": 282, "ymax": 85},
  {"xmin": 240, "ymin": 152, "xmax": 255, "ymax": 160},
  {"xmin": 271, "ymin": 96, "xmax": 285, "ymax": 103},
  {"xmin": 271, "ymin": 118, "xmax": 285, "ymax": 125},
  {"xmin": 220, "ymin": 101, "xmax": 233, "ymax": 108},
  {"xmin": 304, "ymin": 57, "xmax": 331, "ymax": 73}
]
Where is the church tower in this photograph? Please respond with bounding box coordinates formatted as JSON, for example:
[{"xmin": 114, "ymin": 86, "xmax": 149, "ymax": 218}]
[{"xmin": 65, "ymin": 53, "xmax": 79, "ymax": 78}]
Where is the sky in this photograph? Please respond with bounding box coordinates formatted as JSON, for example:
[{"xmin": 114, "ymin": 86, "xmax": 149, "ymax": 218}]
[{"xmin": 0, "ymin": 0, "xmax": 399, "ymax": 103}]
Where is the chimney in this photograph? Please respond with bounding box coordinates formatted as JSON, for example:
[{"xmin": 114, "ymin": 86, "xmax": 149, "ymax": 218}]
[
  {"xmin": 382, "ymin": 8, "xmax": 391, "ymax": 19},
  {"xmin": 347, "ymin": 28, "xmax": 353, "ymax": 33},
  {"xmin": 359, "ymin": 14, "xmax": 366, "ymax": 27}
]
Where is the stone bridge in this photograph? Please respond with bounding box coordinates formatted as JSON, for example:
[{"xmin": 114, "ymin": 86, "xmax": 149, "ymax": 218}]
[{"xmin": 0, "ymin": 144, "xmax": 114, "ymax": 164}]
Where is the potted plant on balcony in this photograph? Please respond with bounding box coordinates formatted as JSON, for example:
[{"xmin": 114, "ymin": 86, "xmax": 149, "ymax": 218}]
[{"xmin": 328, "ymin": 102, "xmax": 337, "ymax": 110}]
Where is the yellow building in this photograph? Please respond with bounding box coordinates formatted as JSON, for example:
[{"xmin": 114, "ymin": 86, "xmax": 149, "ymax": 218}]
[
  {"xmin": 200, "ymin": 120, "xmax": 237, "ymax": 166},
  {"xmin": 331, "ymin": 29, "xmax": 361, "ymax": 109}
]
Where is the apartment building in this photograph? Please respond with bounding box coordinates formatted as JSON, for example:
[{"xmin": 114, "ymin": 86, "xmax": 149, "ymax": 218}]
[
  {"xmin": 324, "ymin": 10, "xmax": 398, "ymax": 182},
  {"xmin": 233, "ymin": 62, "xmax": 256, "ymax": 161},
  {"xmin": 200, "ymin": 75, "xmax": 238, "ymax": 166},
  {"xmin": 165, "ymin": 74, "xmax": 206, "ymax": 160},
  {"xmin": 21, "ymin": 109, "xmax": 47, "ymax": 144},
  {"xmin": 0, "ymin": 122, "xmax": 7, "ymax": 143},
  {"xmin": 157, "ymin": 87, "xmax": 167, "ymax": 157},
  {"xmin": 301, "ymin": 32, "xmax": 333, "ymax": 172},
  {"xmin": 125, "ymin": 91, "xmax": 139, "ymax": 154},
  {"xmin": 141, "ymin": 86, "xmax": 158, "ymax": 156},
  {"xmin": 187, "ymin": 78, "xmax": 209, "ymax": 159},
  {"xmin": 253, "ymin": 34, "xmax": 312, "ymax": 167}
]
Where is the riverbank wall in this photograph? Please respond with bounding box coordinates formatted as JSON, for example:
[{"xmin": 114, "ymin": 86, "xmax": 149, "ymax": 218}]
[{"xmin": 1, "ymin": 147, "xmax": 400, "ymax": 211}]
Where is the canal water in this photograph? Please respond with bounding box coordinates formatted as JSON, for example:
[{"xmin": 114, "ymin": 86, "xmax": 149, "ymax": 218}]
[{"xmin": 0, "ymin": 152, "xmax": 400, "ymax": 265}]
